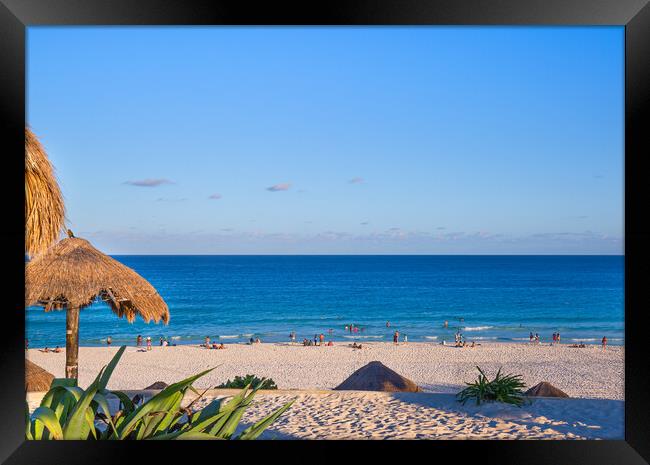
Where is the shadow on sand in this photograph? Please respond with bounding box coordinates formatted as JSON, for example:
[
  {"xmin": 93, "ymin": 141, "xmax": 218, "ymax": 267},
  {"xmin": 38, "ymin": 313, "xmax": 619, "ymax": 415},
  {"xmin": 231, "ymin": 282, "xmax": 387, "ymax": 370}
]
[{"xmin": 390, "ymin": 392, "xmax": 624, "ymax": 439}]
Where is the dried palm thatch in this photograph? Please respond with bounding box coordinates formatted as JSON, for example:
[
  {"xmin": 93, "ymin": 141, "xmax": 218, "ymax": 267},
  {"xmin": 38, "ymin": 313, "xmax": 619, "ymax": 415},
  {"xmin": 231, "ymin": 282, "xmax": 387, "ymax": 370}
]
[
  {"xmin": 334, "ymin": 361, "xmax": 422, "ymax": 392},
  {"xmin": 25, "ymin": 128, "xmax": 66, "ymax": 257},
  {"xmin": 524, "ymin": 382, "xmax": 569, "ymax": 398},
  {"xmin": 25, "ymin": 236, "xmax": 169, "ymax": 323},
  {"xmin": 26, "ymin": 359, "xmax": 54, "ymax": 392}
]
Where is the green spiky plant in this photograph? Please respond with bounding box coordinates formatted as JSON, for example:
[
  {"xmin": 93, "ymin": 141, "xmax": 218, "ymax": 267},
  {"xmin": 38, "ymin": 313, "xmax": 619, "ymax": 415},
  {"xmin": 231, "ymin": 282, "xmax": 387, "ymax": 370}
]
[
  {"xmin": 456, "ymin": 366, "xmax": 527, "ymax": 407},
  {"xmin": 26, "ymin": 346, "xmax": 293, "ymax": 440},
  {"xmin": 217, "ymin": 375, "xmax": 278, "ymax": 390}
]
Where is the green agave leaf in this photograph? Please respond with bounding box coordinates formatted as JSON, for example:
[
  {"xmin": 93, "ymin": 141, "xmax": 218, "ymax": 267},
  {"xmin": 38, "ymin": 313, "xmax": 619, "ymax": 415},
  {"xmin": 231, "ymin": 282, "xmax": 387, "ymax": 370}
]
[
  {"xmin": 25, "ymin": 403, "xmax": 33, "ymax": 440},
  {"xmin": 117, "ymin": 367, "xmax": 214, "ymax": 439},
  {"xmin": 186, "ymin": 400, "xmax": 229, "ymax": 433},
  {"xmin": 63, "ymin": 366, "xmax": 105, "ymax": 440},
  {"xmin": 146, "ymin": 430, "xmax": 184, "ymax": 440},
  {"xmin": 98, "ymin": 346, "xmax": 126, "ymax": 391},
  {"xmin": 93, "ymin": 393, "xmax": 117, "ymax": 439},
  {"xmin": 31, "ymin": 406, "xmax": 63, "ymax": 440},
  {"xmin": 85, "ymin": 406, "xmax": 97, "ymax": 440},
  {"xmin": 189, "ymin": 398, "xmax": 223, "ymax": 426},
  {"xmin": 151, "ymin": 393, "xmax": 184, "ymax": 436},
  {"xmin": 51, "ymin": 378, "xmax": 77, "ymax": 388},
  {"xmin": 208, "ymin": 385, "xmax": 255, "ymax": 437},
  {"xmin": 147, "ymin": 431, "xmax": 223, "ymax": 440},
  {"xmin": 137, "ymin": 391, "xmax": 184, "ymax": 439},
  {"xmin": 237, "ymin": 399, "xmax": 294, "ymax": 440},
  {"xmin": 103, "ymin": 389, "xmax": 135, "ymax": 414},
  {"xmin": 175, "ymin": 431, "xmax": 224, "ymax": 440}
]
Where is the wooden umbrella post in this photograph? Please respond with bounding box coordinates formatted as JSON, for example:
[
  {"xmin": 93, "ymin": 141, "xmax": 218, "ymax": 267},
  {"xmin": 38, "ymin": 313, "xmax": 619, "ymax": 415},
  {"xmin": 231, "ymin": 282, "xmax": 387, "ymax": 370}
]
[{"xmin": 65, "ymin": 306, "xmax": 80, "ymax": 379}]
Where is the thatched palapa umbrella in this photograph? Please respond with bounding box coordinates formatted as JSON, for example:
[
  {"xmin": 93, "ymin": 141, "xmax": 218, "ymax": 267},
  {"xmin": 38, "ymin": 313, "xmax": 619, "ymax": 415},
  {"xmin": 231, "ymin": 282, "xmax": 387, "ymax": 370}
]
[
  {"xmin": 25, "ymin": 235, "xmax": 169, "ymax": 379},
  {"xmin": 25, "ymin": 128, "xmax": 66, "ymax": 257},
  {"xmin": 26, "ymin": 359, "xmax": 55, "ymax": 392},
  {"xmin": 335, "ymin": 361, "xmax": 422, "ymax": 392}
]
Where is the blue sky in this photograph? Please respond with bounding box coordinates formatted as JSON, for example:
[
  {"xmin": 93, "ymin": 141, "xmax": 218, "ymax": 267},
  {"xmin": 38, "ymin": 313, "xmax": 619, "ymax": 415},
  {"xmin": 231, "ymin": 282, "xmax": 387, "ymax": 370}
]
[{"xmin": 27, "ymin": 27, "xmax": 623, "ymax": 254}]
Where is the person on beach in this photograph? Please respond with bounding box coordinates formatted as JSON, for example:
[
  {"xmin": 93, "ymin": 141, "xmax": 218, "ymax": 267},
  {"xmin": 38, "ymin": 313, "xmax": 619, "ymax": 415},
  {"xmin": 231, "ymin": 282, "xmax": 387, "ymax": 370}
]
[
  {"xmin": 552, "ymin": 333, "xmax": 557, "ymax": 344},
  {"xmin": 137, "ymin": 335, "xmax": 143, "ymax": 347},
  {"xmin": 107, "ymin": 336, "xmax": 112, "ymax": 346},
  {"xmin": 602, "ymin": 336, "xmax": 608, "ymax": 350},
  {"xmin": 327, "ymin": 341, "xmax": 333, "ymax": 346},
  {"xmin": 39, "ymin": 347, "xmax": 49, "ymax": 353},
  {"xmin": 314, "ymin": 334, "xmax": 319, "ymax": 346},
  {"xmin": 535, "ymin": 333, "xmax": 540, "ymax": 344},
  {"xmin": 53, "ymin": 346, "xmax": 62, "ymax": 353},
  {"xmin": 557, "ymin": 332, "xmax": 561, "ymax": 344},
  {"xmin": 162, "ymin": 339, "xmax": 169, "ymax": 347},
  {"xmin": 146, "ymin": 336, "xmax": 152, "ymax": 351},
  {"xmin": 403, "ymin": 335, "xmax": 408, "ymax": 344},
  {"xmin": 393, "ymin": 330, "xmax": 399, "ymax": 345},
  {"xmin": 249, "ymin": 337, "xmax": 255, "ymax": 344},
  {"xmin": 204, "ymin": 336, "xmax": 210, "ymax": 347},
  {"xmin": 160, "ymin": 337, "xmax": 164, "ymax": 346},
  {"xmin": 529, "ymin": 332, "xmax": 534, "ymax": 343},
  {"xmin": 255, "ymin": 337, "xmax": 261, "ymax": 344},
  {"xmin": 302, "ymin": 338, "xmax": 309, "ymax": 346},
  {"xmin": 319, "ymin": 333, "xmax": 325, "ymax": 345}
]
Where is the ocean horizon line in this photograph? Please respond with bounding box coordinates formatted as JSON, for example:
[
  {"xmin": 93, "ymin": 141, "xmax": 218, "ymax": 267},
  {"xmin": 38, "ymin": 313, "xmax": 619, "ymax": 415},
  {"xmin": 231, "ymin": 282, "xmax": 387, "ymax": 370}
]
[{"xmin": 104, "ymin": 253, "xmax": 625, "ymax": 257}]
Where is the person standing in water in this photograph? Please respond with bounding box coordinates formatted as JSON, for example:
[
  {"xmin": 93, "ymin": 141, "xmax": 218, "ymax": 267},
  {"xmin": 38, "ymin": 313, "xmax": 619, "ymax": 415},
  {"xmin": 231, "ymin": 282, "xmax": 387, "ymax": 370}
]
[
  {"xmin": 602, "ymin": 336, "xmax": 608, "ymax": 350},
  {"xmin": 146, "ymin": 336, "xmax": 152, "ymax": 351},
  {"xmin": 443, "ymin": 321, "xmax": 448, "ymax": 328},
  {"xmin": 393, "ymin": 330, "xmax": 399, "ymax": 345},
  {"xmin": 386, "ymin": 321, "xmax": 390, "ymax": 328},
  {"xmin": 106, "ymin": 336, "xmax": 112, "ymax": 346}
]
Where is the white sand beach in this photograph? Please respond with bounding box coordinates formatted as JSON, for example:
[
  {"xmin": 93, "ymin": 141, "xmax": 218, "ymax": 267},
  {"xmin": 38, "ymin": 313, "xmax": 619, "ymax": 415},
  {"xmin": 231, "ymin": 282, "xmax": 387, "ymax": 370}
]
[
  {"xmin": 27, "ymin": 342, "xmax": 624, "ymax": 398},
  {"xmin": 184, "ymin": 390, "xmax": 624, "ymax": 440},
  {"xmin": 27, "ymin": 342, "xmax": 624, "ymax": 440}
]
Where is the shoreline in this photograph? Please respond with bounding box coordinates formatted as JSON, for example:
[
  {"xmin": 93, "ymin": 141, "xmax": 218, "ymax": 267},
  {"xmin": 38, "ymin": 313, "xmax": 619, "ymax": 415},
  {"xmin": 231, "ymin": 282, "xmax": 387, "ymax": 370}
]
[
  {"xmin": 27, "ymin": 342, "xmax": 624, "ymax": 400},
  {"xmin": 28, "ymin": 337, "xmax": 625, "ymax": 350}
]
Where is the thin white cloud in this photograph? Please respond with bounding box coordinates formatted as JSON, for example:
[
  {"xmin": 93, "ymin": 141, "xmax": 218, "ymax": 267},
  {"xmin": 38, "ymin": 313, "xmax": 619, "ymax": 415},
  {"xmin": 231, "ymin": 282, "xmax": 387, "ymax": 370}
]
[
  {"xmin": 124, "ymin": 178, "xmax": 174, "ymax": 187},
  {"xmin": 266, "ymin": 183, "xmax": 291, "ymax": 192},
  {"xmin": 208, "ymin": 193, "xmax": 222, "ymax": 200},
  {"xmin": 348, "ymin": 177, "xmax": 364, "ymax": 184}
]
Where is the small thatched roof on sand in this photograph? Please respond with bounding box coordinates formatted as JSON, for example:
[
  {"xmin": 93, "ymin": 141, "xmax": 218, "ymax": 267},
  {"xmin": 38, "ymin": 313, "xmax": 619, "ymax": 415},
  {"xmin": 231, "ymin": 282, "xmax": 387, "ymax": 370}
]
[
  {"xmin": 25, "ymin": 128, "xmax": 66, "ymax": 257},
  {"xmin": 335, "ymin": 361, "xmax": 421, "ymax": 392},
  {"xmin": 144, "ymin": 381, "xmax": 169, "ymax": 390},
  {"xmin": 26, "ymin": 359, "xmax": 54, "ymax": 392},
  {"xmin": 525, "ymin": 382, "xmax": 569, "ymax": 398},
  {"xmin": 25, "ymin": 237, "xmax": 169, "ymax": 323}
]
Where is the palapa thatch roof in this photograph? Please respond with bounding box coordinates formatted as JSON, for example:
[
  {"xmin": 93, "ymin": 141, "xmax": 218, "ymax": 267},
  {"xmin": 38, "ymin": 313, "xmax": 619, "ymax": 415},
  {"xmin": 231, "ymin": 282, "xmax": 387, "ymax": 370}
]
[
  {"xmin": 524, "ymin": 382, "xmax": 569, "ymax": 398},
  {"xmin": 25, "ymin": 128, "xmax": 66, "ymax": 257},
  {"xmin": 25, "ymin": 236, "xmax": 169, "ymax": 324},
  {"xmin": 144, "ymin": 381, "xmax": 169, "ymax": 390},
  {"xmin": 334, "ymin": 361, "xmax": 422, "ymax": 392},
  {"xmin": 26, "ymin": 359, "xmax": 54, "ymax": 392}
]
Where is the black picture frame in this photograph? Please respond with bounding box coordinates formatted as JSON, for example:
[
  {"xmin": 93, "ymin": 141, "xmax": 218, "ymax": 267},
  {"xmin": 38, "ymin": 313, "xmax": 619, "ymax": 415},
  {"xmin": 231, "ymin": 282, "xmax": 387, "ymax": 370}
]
[{"xmin": 1, "ymin": 0, "xmax": 648, "ymax": 463}]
